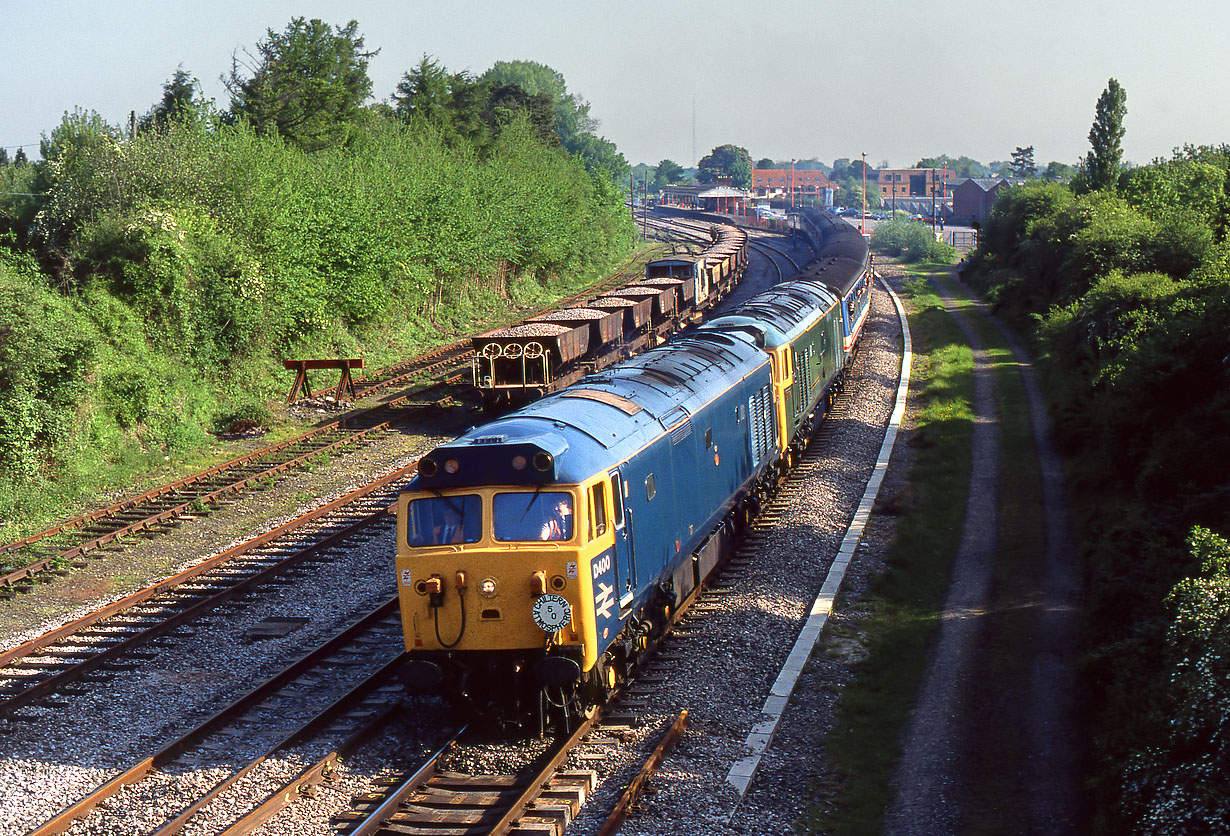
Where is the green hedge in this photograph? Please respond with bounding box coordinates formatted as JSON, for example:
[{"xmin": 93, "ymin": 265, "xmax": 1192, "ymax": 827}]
[{"xmin": 0, "ymin": 111, "xmax": 634, "ymax": 536}]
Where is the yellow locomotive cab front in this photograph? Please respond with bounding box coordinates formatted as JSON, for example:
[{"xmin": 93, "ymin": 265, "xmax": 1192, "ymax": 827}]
[{"xmin": 394, "ymin": 481, "xmax": 616, "ymax": 688}]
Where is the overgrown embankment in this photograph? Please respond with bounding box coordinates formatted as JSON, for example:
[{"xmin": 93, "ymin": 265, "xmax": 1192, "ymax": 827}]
[
  {"xmin": 0, "ymin": 114, "xmax": 635, "ymax": 540},
  {"xmin": 963, "ymin": 156, "xmax": 1230, "ymax": 833}
]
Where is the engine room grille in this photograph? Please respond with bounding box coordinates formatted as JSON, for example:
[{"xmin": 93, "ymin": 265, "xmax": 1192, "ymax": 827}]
[{"xmin": 749, "ymin": 384, "xmax": 773, "ymax": 464}]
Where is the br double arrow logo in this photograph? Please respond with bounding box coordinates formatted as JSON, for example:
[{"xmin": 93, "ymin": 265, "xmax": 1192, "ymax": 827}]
[{"xmin": 594, "ymin": 581, "xmax": 615, "ymax": 619}]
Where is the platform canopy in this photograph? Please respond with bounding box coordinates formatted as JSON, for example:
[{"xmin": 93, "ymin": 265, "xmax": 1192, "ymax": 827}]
[{"xmin": 659, "ymin": 184, "xmax": 750, "ymax": 212}]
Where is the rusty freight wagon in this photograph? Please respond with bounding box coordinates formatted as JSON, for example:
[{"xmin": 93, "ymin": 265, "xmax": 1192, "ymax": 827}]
[{"xmin": 470, "ymin": 222, "xmax": 749, "ymax": 410}]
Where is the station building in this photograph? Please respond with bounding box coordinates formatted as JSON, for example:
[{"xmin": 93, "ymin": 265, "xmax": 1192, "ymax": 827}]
[
  {"xmin": 658, "ymin": 184, "xmax": 750, "ymax": 214},
  {"xmin": 876, "ymin": 168, "xmax": 962, "ymax": 202}
]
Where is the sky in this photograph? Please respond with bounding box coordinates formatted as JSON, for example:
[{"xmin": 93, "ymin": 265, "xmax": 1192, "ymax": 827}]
[{"xmin": 3, "ymin": 0, "xmax": 1229, "ymax": 171}]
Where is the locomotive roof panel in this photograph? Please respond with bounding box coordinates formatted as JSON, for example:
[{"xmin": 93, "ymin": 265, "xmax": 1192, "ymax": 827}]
[
  {"xmin": 723, "ymin": 285, "xmax": 839, "ymax": 342},
  {"xmin": 417, "ymin": 329, "xmax": 770, "ymax": 491},
  {"xmin": 797, "ymin": 256, "xmax": 869, "ymax": 297}
]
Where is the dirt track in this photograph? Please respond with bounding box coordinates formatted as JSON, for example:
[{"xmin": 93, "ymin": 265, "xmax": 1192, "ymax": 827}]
[{"xmin": 883, "ymin": 271, "xmax": 1085, "ymax": 834}]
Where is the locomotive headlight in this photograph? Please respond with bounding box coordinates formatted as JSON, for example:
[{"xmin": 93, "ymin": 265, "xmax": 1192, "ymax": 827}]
[
  {"xmin": 511, "ymin": 455, "xmax": 528, "ymax": 471},
  {"xmin": 479, "ymin": 577, "xmax": 498, "ymax": 597},
  {"xmin": 443, "ymin": 458, "xmax": 460, "ymax": 474}
]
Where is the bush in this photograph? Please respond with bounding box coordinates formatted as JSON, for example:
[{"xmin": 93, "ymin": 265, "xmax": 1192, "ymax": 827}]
[
  {"xmin": 0, "ymin": 269, "xmax": 96, "ymax": 479},
  {"xmin": 1122, "ymin": 527, "xmax": 1230, "ymax": 834},
  {"xmin": 213, "ymin": 400, "xmax": 273, "ymax": 435},
  {"xmin": 869, "ymin": 213, "xmax": 955, "ymax": 263}
]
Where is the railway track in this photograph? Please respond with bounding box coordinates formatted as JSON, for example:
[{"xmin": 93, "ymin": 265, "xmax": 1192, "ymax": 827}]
[
  {"xmin": 23, "ymin": 600, "xmax": 411, "ymax": 836},
  {"xmin": 336, "ymin": 719, "xmax": 596, "ymax": 836},
  {"xmin": 645, "ymin": 212, "xmax": 801, "ymax": 282},
  {"xmin": 0, "ymin": 463, "xmax": 412, "ymax": 719},
  {"xmin": 332, "ymin": 706, "xmax": 687, "ymax": 836},
  {"xmin": 0, "ymin": 403, "xmax": 416, "ymax": 598}
]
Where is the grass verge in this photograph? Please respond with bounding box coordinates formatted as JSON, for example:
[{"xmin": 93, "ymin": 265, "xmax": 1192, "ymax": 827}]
[{"xmin": 801, "ymin": 267, "xmax": 1048, "ymax": 834}]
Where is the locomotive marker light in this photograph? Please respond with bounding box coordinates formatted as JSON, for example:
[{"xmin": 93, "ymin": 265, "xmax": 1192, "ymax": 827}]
[{"xmin": 532, "ymin": 594, "xmax": 571, "ymax": 632}]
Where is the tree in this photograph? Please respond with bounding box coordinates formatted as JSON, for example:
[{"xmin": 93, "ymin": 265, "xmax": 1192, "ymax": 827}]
[
  {"xmin": 567, "ymin": 132, "xmax": 629, "ymax": 182},
  {"xmin": 484, "ymin": 83, "xmax": 557, "ymax": 146},
  {"xmin": 13, "ymin": 148, "xmax": 27, "ymax": 166},
  {"xmin": 392, "ymin": 54, "xmax": 453, "ymax": 124},
  {"xmin": 1084, "ymin": 77, "xmax": 1127, "ymax": 192},
  {"xmin": 698, "ymin": 144, "xmax": 752, "ymax": 188},
  {"xmin": 0, "ymin": 148, "xmax": 8, "ymax": 167},
  {"xmin": 847, "ymin": 157, "xmax": 872, "ymax": 181},
  {"xmin": 225, "ymin": 17, "xmax": 377, "ymax": 151},
  {"xmin": 38, "ymin": 108, "xmax": 118, "ymax": 162},
  {"xmin": 1042, "ymin": 160, "xmax": 1078, "ymax": 181},
  {"xmin": 655, "ymin": 159, "xmax": 685, "ymax": 186},
  {"xmin": 139, "ymin": 66, "xmax": 203, "ymax": 133},
  {"xmin": 915, "ymin": 155, "xmax": 988, "ymax": 178},
  {"xmin": 836, "ymin": 175, "xmax": 880, "ymax": 210},
  {"xmin": 828, "ymin": 157, "xmax": 879, "ymax": 209},
  {"xmin": 479, "ymin": 60, "xmax": 626, "ymax": 182},
  {"xmin": 391, "ymin": 56, "xmax": 560, "ymax": 151},
  {"xmin": 391, "ymin": 55, "xmax": 496, "ymax": 148},
  {"xmin": 755, "ymin": 157, "xmax": 774, "ymax": 169},
  {"xmin": 1010, "ymin": 145, "xmax": 1037, "ymax": 179},
  {"xmin": 480, "ymin": 60, "xmax": 595, "ymax": 146}
]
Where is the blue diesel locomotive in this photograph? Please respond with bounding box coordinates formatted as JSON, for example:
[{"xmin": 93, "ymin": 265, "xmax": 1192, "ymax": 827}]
[{"xmin": 394, "ymin": 212, "xmax": 870, "ymax": 727}]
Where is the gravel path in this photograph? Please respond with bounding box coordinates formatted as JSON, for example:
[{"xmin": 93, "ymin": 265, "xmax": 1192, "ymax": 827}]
[
  {"xmin": 963, "ymin": 276, "xmax": 1085, "ymax": 832},
  {"xmin": 883, "ymin": 270, "xmax": 1084, "ymax": 835}
]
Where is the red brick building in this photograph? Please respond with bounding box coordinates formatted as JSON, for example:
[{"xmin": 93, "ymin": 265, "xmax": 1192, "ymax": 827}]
[{"xmin": 750, "ymin": 168, "xmax": 834, "ymax": 205}]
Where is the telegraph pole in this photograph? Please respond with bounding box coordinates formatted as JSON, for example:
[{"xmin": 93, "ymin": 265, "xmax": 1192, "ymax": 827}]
[{"xmin": 861, "ymin": 152, "xmax": 867, "ymax": 234}]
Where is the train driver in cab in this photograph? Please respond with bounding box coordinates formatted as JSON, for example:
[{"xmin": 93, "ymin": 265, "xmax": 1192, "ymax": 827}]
[
  {"xmin": 539, "ymin": 497, "xmax": 573, "ymax": 541},
  {"xmin": 435, "ymin": 506, "xmax": 466, "ymax": 544}
]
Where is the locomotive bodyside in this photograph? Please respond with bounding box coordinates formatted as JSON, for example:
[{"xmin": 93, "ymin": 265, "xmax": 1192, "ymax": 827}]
[{"xmin": 396, "ymin": 329, "xmax": 776, "ymax": 720}]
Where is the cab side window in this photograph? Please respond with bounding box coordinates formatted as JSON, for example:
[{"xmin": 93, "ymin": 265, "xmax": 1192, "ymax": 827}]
[
  {"xmin": 590, "ymin": 482, "xmax": 608, "ymax": 537},
  {"xmin": 610, "ymin": 472, "xmax": 625, "ymax": 529}
]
